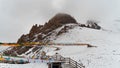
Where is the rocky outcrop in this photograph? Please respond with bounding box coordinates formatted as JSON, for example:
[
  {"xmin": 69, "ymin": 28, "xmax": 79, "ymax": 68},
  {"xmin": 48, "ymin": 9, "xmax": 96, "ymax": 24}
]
[
  {"xmin": 17, "ymin": 13, "xmax": 77, "ymax": 43},
  {"xmin": 17, "ymin": 24, "xmax": 43, "ymax": 43},
  {"xmin": 86, "ymin": 20, "xmax": 101, "ymax": 29},
  {"xmin": 79, "ymin": 20, "xmax": 101, "ymax": 30},
  {"xmin": 17, "ymin": 14, "xmax": 102, "ymax": 44},
  {"xmin": 29, "ymin": 24, "xmax": 43, "ymax": 38},
  {"xmin": 39, "ymin": 13, "xmax": 77, "ymax": 34},
  {"xmin": 4, "ymin": 13, "xmax": 102, "ymax": 57},
  {"xmin": 17, "ymin": 34, "xmax": 29, "ymax": 43}
]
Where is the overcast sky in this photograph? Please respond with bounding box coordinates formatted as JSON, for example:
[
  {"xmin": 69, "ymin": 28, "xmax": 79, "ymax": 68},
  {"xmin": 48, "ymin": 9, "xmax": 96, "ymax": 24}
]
[{"xmin": 0, "ymin": 0, "xmax": 120, "ymax": 42}]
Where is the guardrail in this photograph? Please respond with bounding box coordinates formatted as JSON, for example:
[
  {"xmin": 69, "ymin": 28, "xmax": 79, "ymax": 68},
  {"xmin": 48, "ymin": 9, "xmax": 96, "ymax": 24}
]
[
  {"xmin": 52, "ymin": 55, "xmax": 85, "ymax": 68},
  {"xmin": 68, "ymin": 58, "xmax": 85, "ymax": 68}
]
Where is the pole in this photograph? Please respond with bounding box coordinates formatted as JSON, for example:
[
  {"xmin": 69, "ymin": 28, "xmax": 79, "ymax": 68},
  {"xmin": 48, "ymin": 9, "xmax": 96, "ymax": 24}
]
[{"xmin": 76, "ymin": 61, "xmax": 77, "ymax": 68}]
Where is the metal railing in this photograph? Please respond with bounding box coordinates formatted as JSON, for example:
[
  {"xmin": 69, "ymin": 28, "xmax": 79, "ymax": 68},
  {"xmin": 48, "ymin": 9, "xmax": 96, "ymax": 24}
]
[{"xmin": 52, "ymin": 55, "xmax": 85, "ymax": 68}]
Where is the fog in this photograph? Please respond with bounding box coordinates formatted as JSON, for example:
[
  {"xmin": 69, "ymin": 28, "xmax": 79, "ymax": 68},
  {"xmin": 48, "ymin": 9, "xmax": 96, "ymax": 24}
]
[{"xmin": 0, "ymin": 0, "xmax": 120, "ymax": 42}]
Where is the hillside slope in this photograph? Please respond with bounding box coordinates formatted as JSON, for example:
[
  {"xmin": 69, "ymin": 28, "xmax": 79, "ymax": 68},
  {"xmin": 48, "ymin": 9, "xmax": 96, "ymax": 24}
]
[
  {"xmin": 45, "ymin": 25, "xmax": 120, "ymax": 68},
  {"xmin": 1, "ymin": 13, "xmax": 120, "ymax": 68}
]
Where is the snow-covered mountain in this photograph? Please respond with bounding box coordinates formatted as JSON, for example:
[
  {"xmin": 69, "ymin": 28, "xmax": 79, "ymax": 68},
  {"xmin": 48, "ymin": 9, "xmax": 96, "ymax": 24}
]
[
  {"xmin": 17, "ymin": 13, "xmax": 101, "ymax": 44},
  {"xmin": 3, "ymin": 13, "xmax": 101, "ymax": 56},
  {"xmin": 51, "ymin": 24, "xmax": 120, "ymax": 68},
  {"xmin": 17, "ymin": 13, "xmax": 77, "ymax": 43},
  {"xmin": 1, "ymin": 13, "xmax": 120, "ymax": 68}
]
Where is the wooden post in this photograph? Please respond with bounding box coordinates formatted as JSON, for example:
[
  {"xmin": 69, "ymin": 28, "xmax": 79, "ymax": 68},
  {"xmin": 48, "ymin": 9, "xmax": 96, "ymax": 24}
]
[
  {"xmin": 51, "ymin": 63, "xmax": 52, "ymax": 68},
  {"xmin": 76, "ymin": 61, "xmax": 77, "ymax": 68},
  {"xmin": 69, "ymin": 58, "xmax": 70, "ymax": 64},
  {"xmin": 56, "ymin": 55, "xmax": 57, "ymax": 60},
  {"xmin": 60, "ymin": 56, "xmax": 61, "ymax": 61}
]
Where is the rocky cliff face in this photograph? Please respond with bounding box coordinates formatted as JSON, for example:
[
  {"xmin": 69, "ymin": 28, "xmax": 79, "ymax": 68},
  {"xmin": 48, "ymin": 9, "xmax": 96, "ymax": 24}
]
[
  {"xmin": 4, "ymin": 13, "xmax": 101, "ymax": 57},
  {"xmin": 17, "ymin": 13, "xmax": 101, "ymax": 44},
  {"xmin": 17, "ymin": 13, "xmax": 77, "ymax": 43}
]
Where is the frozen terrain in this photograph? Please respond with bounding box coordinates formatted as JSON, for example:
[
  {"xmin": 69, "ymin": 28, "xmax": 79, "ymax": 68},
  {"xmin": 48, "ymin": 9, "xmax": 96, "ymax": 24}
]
[
  {"xmin": 46, "ymin": 22, "xmax": 120, "ymax": 68},
  {"xmin": 0, "ymin": 63, "xmax": 48, "ymax": 68},
  {"xmin": 0, "ymin": 21, "xmax": 120, "ymax": 68},
  {"xmin": 0, "ymin": 46, "xmax": 48, "ymax": 68}
]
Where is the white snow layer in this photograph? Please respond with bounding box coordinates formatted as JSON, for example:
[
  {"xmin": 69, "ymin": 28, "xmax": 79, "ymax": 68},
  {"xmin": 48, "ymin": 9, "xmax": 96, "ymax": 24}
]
[
  {"xmin": 0, "ymin": 22, "xmax": 120, "ymax": 68},
  {"xmin": 0, "ymin": 63, "xmax": 48, "ymax": 68},
  {"xmin": 49, "ymin": 23, "xmax": 120, "ymax": 68}
]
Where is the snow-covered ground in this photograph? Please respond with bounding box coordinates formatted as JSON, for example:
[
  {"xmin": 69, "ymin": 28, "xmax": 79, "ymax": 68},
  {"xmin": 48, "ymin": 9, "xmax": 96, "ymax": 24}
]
[
  {"xmin": 45, "ymin": 23, "xmax": 120, "ymax": 68},
  {"xmin": 0, "ymin": 63, "xmax": 48, "ymax": 68},
  {"xmin": 0, "ymin": 46, "xmax": 48, "ymax": 68},
  {"xmin": 0, "ymin": 46, "xmax": 10, "ymax": 52},
  {"xmin": 0, "ymin": 22, "xmax": 120, "ymax": 68}
]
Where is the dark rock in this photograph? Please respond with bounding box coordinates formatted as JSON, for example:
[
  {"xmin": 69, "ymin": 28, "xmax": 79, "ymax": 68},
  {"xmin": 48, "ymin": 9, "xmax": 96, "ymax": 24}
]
[
  {"xmin": 17, "ymin": 34, "xmax": 29, "ymax": 44},
  {"xmin": 57, "ymin": 25, "xmax": 74, "ymax": 36},
  {"xmin": 17, "ymin": 13, "xmax": 77, "ymax": 43},
  {"xmin": 86, "ymin": 20, "xmax": 101, "ymax": 29}
]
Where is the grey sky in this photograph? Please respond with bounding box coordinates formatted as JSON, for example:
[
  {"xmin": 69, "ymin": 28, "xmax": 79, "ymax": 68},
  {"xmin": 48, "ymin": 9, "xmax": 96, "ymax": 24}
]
[{"xmin": 0, "ymin": 0, "xmax": 120, "ymax": 42}]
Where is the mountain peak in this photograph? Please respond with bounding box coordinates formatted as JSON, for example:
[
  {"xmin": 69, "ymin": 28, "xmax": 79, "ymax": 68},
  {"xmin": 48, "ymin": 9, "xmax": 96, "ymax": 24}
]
[
  {"xmin": 17, "ymin": 13, "xmax": 78, "ymax": 43},
  {"xmin": 49, "ymin": 13, "xmax": 77, "ymax": 25},
  {"xmin": 17, "ymin": 13, "xmax": 102, "ymax": 44}
]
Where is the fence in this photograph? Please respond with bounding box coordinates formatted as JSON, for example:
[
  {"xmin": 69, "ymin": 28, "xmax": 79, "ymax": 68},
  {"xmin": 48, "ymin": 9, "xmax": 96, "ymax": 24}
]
[
  {"xmin": 68, "ymin": 58, "xmax": 85, "ymax": 68},
  {"xmin": 52, "ymin": 54, "xmax": 85, "ymax": 68}
]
